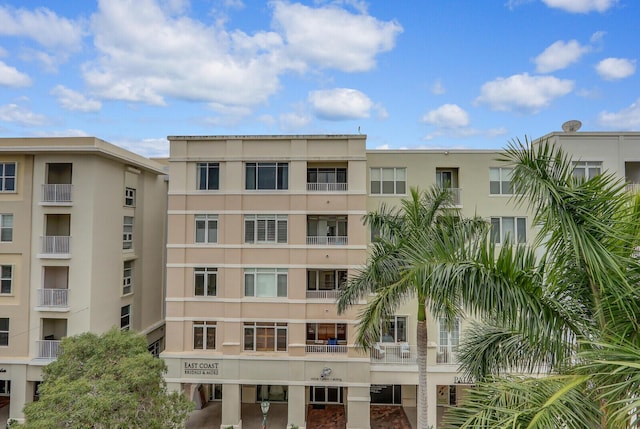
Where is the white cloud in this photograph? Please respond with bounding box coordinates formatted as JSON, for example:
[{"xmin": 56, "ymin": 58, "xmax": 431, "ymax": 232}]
[
  {"xmin": 421, "ymin": 104, "xmax": 469, "ymax": 128},
  {"xmin": 423, "ymin": 127, "xmax": 508, "ymax": 142},
  {"xmin": 33, "ymin": 129, "xmax": 90, "ymax": 138},
  {"xmin": 598, "ymin": 98, "xmax": 640, "ymax": 129},
  {"xmin": 534, "ymin": 40, "xmax": 590, "ymax": 73},
  {"xmin": 0, "ymin": 61, "xmax": 32, "ymax": 87},
  {"xmin": 308, "ymin": 88, "xmax": 373, "ymax": 120},
  {"xmin": 590, "ymin": 30, "xmax": 606, "ymax": 43},
  {"xmin": 271, "ymin": 1, "xmax": 402, "ymax": 72},
  {"xmin": 50, "ymin": 85, "xmax": 102, "ymax": 112},
  {"xmin": 476, "ymin": 73, "xmax": 574, "ymax": 113},
  {"xmin": 595, "ymin": 57, "xmax": 636, "ymax": 80},
  {"xmin": 541, "ymin": 0, "xmax": 618, "ymax": 13},
  {"xmin": 111, "ymin": 137, "xmax": 170, "ymax": 158},
  {"xmin": 279, "ymin": 111, "xmax": 312, "ymax": 130},
  {"xmin": 431, "ymin": 79, "xmax": 446, "ymax": 95},
  {"xmin": 0, "ymin": 103, "xmax": 48, "ymax": 126}
]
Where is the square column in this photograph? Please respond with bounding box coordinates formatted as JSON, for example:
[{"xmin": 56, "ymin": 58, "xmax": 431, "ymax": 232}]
[
  {"xmin": 287, "ymin": 385, "xmax": 306, "ymax": 428},
  {"xmin": 221, "ymin": 383, "xmax": 241, "ymax": 429},
  {"xmin": 346, "ymin": 386, "xmax": 370, "ymax": 429}
]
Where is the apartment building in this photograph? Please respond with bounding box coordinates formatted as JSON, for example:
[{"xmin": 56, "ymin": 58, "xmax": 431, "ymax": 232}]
[{"xmin": 0, "ymin": 137, "xmax": 168, "ymax": 424}]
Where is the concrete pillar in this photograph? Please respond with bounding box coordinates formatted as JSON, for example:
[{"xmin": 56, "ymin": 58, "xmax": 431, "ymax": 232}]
[
  {"xmin": 427, "ymin": 383, "xmax": 438, "ymax": 429},
  {"xmin": 346, "ymin": 386, "xmax": 370, "ymax": 429},
  {"xmin": 221, "ymin": 383, "xmax": 241, "ymax": 429},
  {"xmin": 287, "ymin": 385, "xmax": 306, "ymax": 428},
  {"xmin": 9, "ymin": 364, "xmax": 27, "ymax": 424}
]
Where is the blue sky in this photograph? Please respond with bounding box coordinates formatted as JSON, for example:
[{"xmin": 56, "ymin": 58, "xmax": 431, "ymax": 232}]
[{"xmin": 0, "ymin": 0, "xmax": 638, "ymax": 157}]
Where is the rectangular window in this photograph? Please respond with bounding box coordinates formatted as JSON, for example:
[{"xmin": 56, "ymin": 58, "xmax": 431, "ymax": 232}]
[
  {"xmin": 306, "ymin": 323, "xmax": 347, "ymax": 343},
  {"xmin": 197, "ymin": 162, "xmax": 220, "ymax": 190},
  {"xmin": 123, "ymin": 216, "xmax": 134, "ymax": 250},
  {"xmin": 244, "ymin": 215, "xmax": 287, "ymax": 243},
  {"xmin": 0, "ymin": 214, "xmax": 13, "ymax": 242},
  {"xmin": 307, "ymin": 270, "xmax": 347, "ymax": 291},
  {"xmin": 0, "ymin": 266, "xmax": 12, "ymax": 295},
  {"xmin": 381, "ymin": 316, "xmax": 407, "ymax": 342},
  {"xmin": 243, "ymin": 322, "xmax": 287, "ymax": 351},
  {"xmin": 0, "ymin": 318, "xmax": 8, "ymax": 346},
  {"xmin": 490, "ymin": 217, "xmax": 526, "ymax": 244},
  {"xmin": 307, "ymin": 168, "xmax": 347, "ymax": 184},
  {"xmin": 489, "ymin": 167, "xmax": 513, "ymax": 195},
  {"xmin": 245, "ymin": 162, "xmax": 288, "ymax": 190},
  {"xmin": 195, "ymin": 215, "xmax": 218, "ymax": 243},
  {"xmin": 0, "ymin": 162, "xmax": 16, "ymax": 192},
  {"xmin": 439, "ymin": 318, "xmax": 460, "ymax": 364},
  {"xmin": 123, "ymin": 261, "xmax": 133, "ymax": 295},
  {"xmin": 244, "ymin": 268, "xmax": 287, "ymax": 297},
  {"xmin": 572, "ymin": 161, "xmax": 602, "ymax": 180},
  {"xmin": 193, "ymin": 321, "xmax": 216, "ymax": 350},
  {"xmin": 194, "ymin": 267, "xmax": 217, "ymax": 297},
  {"xmin": 124, "ymin": 187, "xmax": 136, "ymax": 207},
  {"xmin": 120, "ymin": 305, "xmax": 130, "ymax": 330},
  {"xmin": 370, "ymin": 167, "xmax": 406, "ymax": 195}
]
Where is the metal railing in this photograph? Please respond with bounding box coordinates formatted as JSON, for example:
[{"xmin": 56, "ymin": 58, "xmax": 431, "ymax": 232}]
[
  {"xmin": 437, "ymin": 346, "xmax": 458, "ymax": 364},
  {"xmin": 306, "ymin": 290, "xmax": 340, "ymax": 300},
  {"xmin": 36, "ymin": 340, "xmax": 62, "ymax": 359},
  {"xmin": 370, "ymin": 343, "xmax": 416, "ymax": 364},
  {"xmin": 40, "ymin": 236, "xmax": 71, "ymax": 254},
  {"xmin": 305, "ymin": 344, "xmax": 348, "ymax": 354},
  {"xmin": 38, "ymin": 288, "xmax": 69, "ymax": 307},
  {"xmin": 306, "ymin": 236, "xmax": 348, "ymax": 245},
  {"xmin": 41, "ymin": 184, "xmax": 72, "ymax": 203},
  {"xmin": 307, "ymin": 182, "xmax": 348, "ymax": 192}
]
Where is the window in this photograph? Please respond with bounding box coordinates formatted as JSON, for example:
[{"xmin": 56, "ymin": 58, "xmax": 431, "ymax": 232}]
[
  {"xmin": 381, "ymin": 316, "xmax": 407, "ymax": 342},
  {"xmin": 123, "ymin": 216, "xmax": 134, "ymax": 250},
  {"xmin": 0, "ymin": 318, "xmax": 7, "ymax": 346},
  {"xmin": 436, "ymin": 170, "xmax": 453, "ymax": 189},
  {"xmin": 370, "ymin": 167, "xmax": 406, "ymax": 195},
  {"xmin": 491, "ymin": 217, "xmax": 526, "ymax": 244},
  {"xmin": 123, "ymin": 261, "xmax": 133, "ymax": 295},
  {"xmin": 244, "ymin": 215, "xmax": 287, "ymax": 243},
  {"xmin": 197, "ymin": 162, "xmax": 220, "ymax": 190},
  {"xmin": 195, "ymin": 215, "xmax": 218, "ymax": 243},
  {"xmin": 244, "ymin": 322, "xmax": 287, "ymax": 351},
  {"xmin": 0, "ymin": 214, "xmax": 12, "ymax": 242},
  {"xmin": 572, "ymin": 161, "xmax": 602, "ymax": 180},
  {"xmin": 439, "ymin": 318, "xmax": 460, "ymax": 364},
  {"xmin": 148, "ymin": 339, "xmax": 161, "ymax": 358},
  {"xmin": 489, "ymin": 167, "xmax": 513, "ymax": 195},
  {"xmin": 310, "ymin": 386, "xmax": 343, "ymax": 404},
  {"xmin": 306, "ymin": 323, "xmax": 347, "ymax": 343},
  {"xmin": 193, "ymin": 321, "xmax": 216, "ymax": 350},
  {"xmin": 307, "ymin": 167, "xmax": 347, "ymax": 190},
  {"xmin": 307, "ymin": 270, "xmax": 347, "ymax": 291},
  {"xmin": 1, "ymin": 265, "xmax": 12, "ymax": 295},
  {"xmin": 124, "ymin": 187, "xmax": 136, "ymax": 207},
  {"xmin": 0, "ymin": 162, "xmax": 16, "ymax": 192},
  {"xmin": 120, "ymin": 305, "xmax": 130, "ymax": 330},
  {"xmin": 244, "ymin": 268, "xmax": 287, "ymax": 297},
  {"xmin": 246, "ymin": 162, "xmax": 288, "ymax": 190},
  {"xmin": 194, "ymin": 267, "xmax": 217, "ymax": 296}
]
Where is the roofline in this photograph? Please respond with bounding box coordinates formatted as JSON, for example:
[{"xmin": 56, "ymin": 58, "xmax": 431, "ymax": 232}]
[{"xmin": 167, "ymin": 134, "xmax": 367, "ymax": 141}]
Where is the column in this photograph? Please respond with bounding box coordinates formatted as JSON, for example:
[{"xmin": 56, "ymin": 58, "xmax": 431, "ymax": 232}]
[
  {"xmin": 346, "ymin": 386, "xmax": 370, "ymax": 429},
  {"xmin": 221, "ymin": 383, "xmax": 241, "ymax": 429},
  {"xmin": 8, "ymin": 364, "xmax": 28, "ymax": 424},
  {"xmin": 287, "ymin": 385, "xmax": 306, "ymax": 428}
]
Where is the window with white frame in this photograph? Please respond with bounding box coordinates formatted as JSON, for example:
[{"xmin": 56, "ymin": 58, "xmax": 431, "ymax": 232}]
[
  {"xmin": 438, "ymin": 317, "xmax": 460, "ymax": 363},
  {"xmin": 123, "ymin": 261, "xmax": 133, "ymax": 295},
  {"xmin": 244, "ymin": 322, "xmax": 287, "ymax": 351},
  {"xmin": 123, "ymin": 216, "xmax": 134, "ymax": 250},
  {"xmin": 0, "ymin": 162, "xmax": 16, "ymax": 192},
  {"xmin": 370, "ymin": 167, "xmax": 406, "ymax": 195},
  {"xmin": 244, "ymin": 268, "xmax": 287, "ymax": 297},
  {"xmin": 245, "ymin": 162, "xmax": 289, "ymax": 190},
  {"xmin": 194, "ymin": 267, "xmax": 217, "ymax": 296},
  {"xmin": 244, "ymin": 215, "xmax": 287, "ymax": 243},
  {"xmin": 125, "ymin": 187, "xmax": 136, "ymax": 207},
  {"xmin": 490, "ymin": 217, "xmax": 526, "ymax": 244},
  {"xmin": 193, "ymin": 321, "xmax": 216, "ymax": 350},
  {"xmin": 1, "ymin": 265, "xmax": 12, "ymax": 295},
  {"xmin": 572, "ymin": 161, "xmax": 602, "ymax": 180},
  {"xmin": 0, "ymin": 318, "xmax": 8, "ymax": 346},
  {"xmin": 120, "ymin": 305, "xmax": 130, "ymax": 330},
  {"xmin": 195, "ymin": 215, "xmax": 218, "ymax": 243},
  {"xmin": 489, "ymin": 167, "xmax": 513, "ymax": 195},
  {"xmin": 306, "ymin": 323, "xmax": 347, "ymax": 343},
  {"xmin": 380, "ymin": 316, "xmax": 407, "ymax": 342},
  {"xmin": 0, "ymin": 214, "xmax": 12, "ymax": 242},
  {"xmin": 197, "ymin": 162, "xmax": 220, "ymax": 190}
]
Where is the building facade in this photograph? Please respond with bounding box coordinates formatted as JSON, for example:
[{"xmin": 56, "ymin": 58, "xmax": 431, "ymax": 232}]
[{"xmin": 0, "ymin": 137, "xmax": 168, "ymax": 423}]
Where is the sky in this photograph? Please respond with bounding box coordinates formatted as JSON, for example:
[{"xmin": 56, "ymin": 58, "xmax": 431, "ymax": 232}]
[{"xmin": 0, "ymin": 0, "xmax": 638, "ymax": 157}]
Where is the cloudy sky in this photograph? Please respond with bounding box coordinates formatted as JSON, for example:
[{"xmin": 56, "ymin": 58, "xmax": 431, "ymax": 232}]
[{"xmin": 0, "ymin": 0, "xmax": 637, "ymax": 156}]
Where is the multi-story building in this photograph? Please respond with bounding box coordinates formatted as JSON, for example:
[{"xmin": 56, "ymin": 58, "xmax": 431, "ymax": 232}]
[{"xmin": 0, "ymin": 137, "xmax": 168, "ymax": 424}]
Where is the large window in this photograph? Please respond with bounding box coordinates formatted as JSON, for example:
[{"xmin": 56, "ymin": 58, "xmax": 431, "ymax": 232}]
[
  {"xmin": 370, "ymin": 167, "xmax": 406, "ymax": 195},
  {"xmin": 123, "ymin": 216, "xmax": 134, "ymax": 250},
  {"xmin": 491, "ymin": 217, "xmax": 526, "ymax": 244},
  {"xmin": 197, "ymin": 162, "xmax": 220, "ymax": 190},
  {"xmin": 195, "ymin": 215, "xmax": 218, "ymax": 243},
  {"xmin": 310, "ymin": 386, "xmax": 343, "ymax": 404},
  {"xmin": 1, "ymin": 265, "xmax": 12, "ymax": 295},
  {"xmin": 0, "ymin": 214, "xmax": 12, "ymax": 242},
  {"xmin": 307, "ymin": 167, "xmax": 347, "ymax": 191},
  {"xmin": 120, "ymin": 305, "xmax": 130, "ymax": 330},
  {"xmin": 244, "ymin": 322, "xmax": 287, "ymax": 351},
  {"xmin": 124, "ymin": 187, "xmax": 136, "ymax": 207},
  {"xmin": 438, "ymin": 318, "xmax": 460, "ymax": 364},
  {"xmin": 307, "ymin": 270, "xmax": 347, "ymax": 291},
  {"xmin": 193, "ymin": 321, "xmax": 216, "ymax": 350},
  {"xmin": 123, "ymin": 261, "xmax": 133, "ymax": 295},
  {"xmin": 245, "ymin": 162, "xmax": 288, "ymax": 190},
  {"xmin": 572, "ymin": 161, "xmax": 602, "ymax": 180},
  {"xmin": 195, "ymin": 267, "xmax": 217, "ymax": 297},
  {"xmin": 0, "ymin": 318, "xmax": 8, "ymax": 346},
  {"xmin": 0, "ymin": 162, "xmax": 16, "ymax": 192},
  {"xmin": 244, "ymin": 215, "xmax": 287, "ymax": 243},
  {"xmin": 306, "ymin": 323, "xmax": 346, "ymax": 343},
  {"xmin": 381, "ymin": 316, "xmax": 407, "ymax": 343},
  {"xmin": 244, "ymin": 268, "xmax": 287, "ymax": 297},
  {"xmin": 489, "ymin": 167, "xmax": 513, "ymax": 195}
]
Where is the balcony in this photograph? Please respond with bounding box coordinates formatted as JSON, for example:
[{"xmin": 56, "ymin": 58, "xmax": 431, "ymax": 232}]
[
  {"xmin": 41, "ymin": 184, "xmax": 73, "ymax": 205},
  {"xmin": 306, "ymin": 290, "xmax": 340, "ymax": 300},
  {"xmin": 436, "ymin": 346, "xmax": 458, "ymax": 364},
  {"xmin": 37, "ymin": 288, "xmax": 69, "ymax": 308},
  {"xmin": 306, "ymin": 236, "xmax": 348, "ymax": 245},
  {"xmin": 307, "ymin": 166, "xmax": 347, "ymax": 192},
  {"xmin": 39, "ymin": 236, "xmax": 71, "ymax": 257},
  {"xmin": 36, "ymin": 339, "xmax": 62, "ymax": 359},
  {"xmin": 305, "ymin": 344, "xmax": 348, "ymax": 354},
  {"xmin": 370, "ymin": 343, "xmax": 415, "ymax": 365},
  {"xmin": 626, "ymin": 183, "xmax": 640, "ymax": 194},
  {"xmin": 307, "ymin": 182, "xmax": 348, "ymax": 192}
]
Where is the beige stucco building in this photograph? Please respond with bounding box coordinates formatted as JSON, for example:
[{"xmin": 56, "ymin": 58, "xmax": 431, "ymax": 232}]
[{"xmin": 0, "ymin": 137, "xmax": 168, "ymax": 424}]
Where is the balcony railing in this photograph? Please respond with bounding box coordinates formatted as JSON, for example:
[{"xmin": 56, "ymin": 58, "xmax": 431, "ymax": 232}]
[
  {"xmin": 306, "ymin": 290, "xmax": 340, "ymax": 300},
  {"xmin": 307, "ymin": 182, "xmax": 348, "ymax": 192},
  {"xmin": 306, "ymin": 236, "xmax": 348, "ymax": 245},
  {"xmin": 305, "ymin": 344, "xmax": 348, "ymax": 354},
  {"xmin": 370, "ymin": 343, "xmax": 416, "ymax": 365},
  {"xmin": 626, "ymin": 184, "xmax": 640, "ymax": 194},
  {"xmin": 437, "ymin": 187, "xmax": 462, "ymax": 206},
  {"xmin": 40, "ymin": 236, "xmax": 71, "ymax": 255},
  {"xmin": 38, "ymin": 288, "xmax": 69, "ymax": 307},
  {"xmin": 437, "ymin": 346, "xmax": 458, "ymax": 364},
  {"xmin": 41, "ymin": 184, "xmax": 73, "ymax": 204},
  {"xmin": 36, "ymin": 340, "xmax": 62, "ymax": 359}
]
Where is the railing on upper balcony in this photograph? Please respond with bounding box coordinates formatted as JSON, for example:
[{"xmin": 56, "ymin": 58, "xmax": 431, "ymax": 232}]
[
  {"xmin": 437, "ymin": 346, "xmax": 458, "ymax": 364},
  {"xmin": 307, "ymin": 182, "xmax": 348, "ymax": 192},
  {"xmin": 437, "ymin": 187, "xmax": 462, "ymax": 206},
  {"xmin": 36, "ymin": 340, "xmax": 62, "ymax": 359},
  {"xmin": 306, "ymin": 236, "xmax": 348, "ymax": 245},
  {"xmin": 37, "ymin": 288, "xmax": 69, "ymax": 307},
  {"xmin": 306, "ymin": 289, "xmax": 340, "ymax": 300},
  {"xmin": 41, "ymin": 184, "xmax": 73, "ymax": 203},
  {"xmin": 370, "ymin": 343, "xmax": 416, "ymax": 365},
  {"xmin": 40, "ymin": 236, "xmax": 71, "ymax": 254},
  {"xmin": 305, "ymin": 344, "xmax": 348, "ymax": 354}
]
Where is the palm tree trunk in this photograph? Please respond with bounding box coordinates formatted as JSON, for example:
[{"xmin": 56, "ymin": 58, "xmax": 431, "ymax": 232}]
[{"xmin": 417, "ymin": 318, "xmax": 429, "ymax": 429}]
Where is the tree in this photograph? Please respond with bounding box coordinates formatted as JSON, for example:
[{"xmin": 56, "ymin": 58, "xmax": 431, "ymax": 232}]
[{"xmin": 21, "ymin": 328, "xmax": 193, "ymax": 429}]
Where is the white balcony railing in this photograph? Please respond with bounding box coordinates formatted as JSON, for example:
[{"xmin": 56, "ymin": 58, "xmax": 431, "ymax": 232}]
[
  {"xmin": 626, "ymin": 184, "xmax": 640, "ymax": 194},
  {"xmin": 437, "ymin": 187, "xmax": 462, "ymax": 206},
  {"xmin": 370, "ymin": 343, "xmax": 416, "ymax": 365},
  {"xmin": 36, "ymin": 340, "xmax": 62, "ymax": 359},
  {"xmin": 307, "ymin": 182, "xmax": 348, "ymax": 192},
  {"xmin": 306, "ymin": 236, "xmax": 348, "ymax": 245},
  {"xmin": 41, "ymin": 184, "xmax": 72, "ymax": 203},
  {"xmin": 40, "ymin": 236, "xmax": 71, "ymax": 254},
  {"xmin": 305, "ymin": 344, "xmax": 348, "ymax": 354},
  {"xmin": 38, "ymin": 288, "xmax": 69, "ymax": 307},
  {"xmin": 437, "ymin": 346, "xmax": 458, "ymax": 364},
  {"xmin": 306, "ymin": 290, "xmax": 340, "ymax": 300}
]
